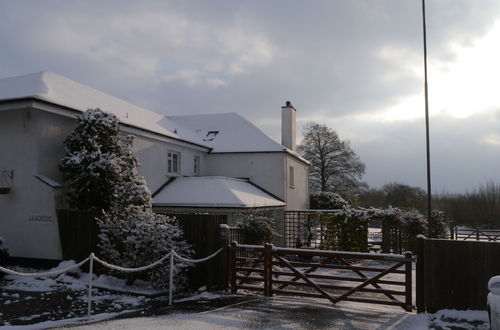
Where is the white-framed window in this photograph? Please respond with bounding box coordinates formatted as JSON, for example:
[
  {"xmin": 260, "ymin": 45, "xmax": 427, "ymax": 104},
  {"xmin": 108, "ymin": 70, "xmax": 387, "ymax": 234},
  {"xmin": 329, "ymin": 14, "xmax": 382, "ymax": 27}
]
[
  {"xmin": 194, "ymin": 156, "xmax": 200, "ymax": 175},
  {"xmin": 289, "ymin": 166, "xmax": 295, "ymax": 188},
  {"xmin": 168, "ymin": 151, "xmax": 180, "ymax": 174}
]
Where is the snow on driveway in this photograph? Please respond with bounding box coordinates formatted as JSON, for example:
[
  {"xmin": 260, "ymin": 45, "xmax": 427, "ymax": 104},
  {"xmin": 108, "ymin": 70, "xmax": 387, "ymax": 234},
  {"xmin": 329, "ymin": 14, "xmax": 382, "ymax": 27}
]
[{"xmin": 70, "ymin": 297, "xmax": 427, "ymax": 330}]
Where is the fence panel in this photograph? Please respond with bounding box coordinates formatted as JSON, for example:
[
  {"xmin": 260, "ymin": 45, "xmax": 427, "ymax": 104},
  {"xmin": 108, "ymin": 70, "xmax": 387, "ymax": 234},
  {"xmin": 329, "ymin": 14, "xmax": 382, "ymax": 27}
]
[
  {"xmin": 416, "ymin": 237, "xmax": 500, "ymax": 312},
  {"xmin": 172, "ymin": 214, "xmax": 228, "ymax": 289},
  {"xmin": 57, "ymin": 209, "xmax": 100, "ymax": 262}
]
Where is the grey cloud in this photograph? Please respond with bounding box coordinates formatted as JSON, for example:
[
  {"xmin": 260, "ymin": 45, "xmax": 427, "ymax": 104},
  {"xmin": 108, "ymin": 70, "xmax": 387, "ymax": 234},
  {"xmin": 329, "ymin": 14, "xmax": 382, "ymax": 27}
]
[{"xmin": 339, "ymin": 111, "xmax": 500, "ymax": 193}]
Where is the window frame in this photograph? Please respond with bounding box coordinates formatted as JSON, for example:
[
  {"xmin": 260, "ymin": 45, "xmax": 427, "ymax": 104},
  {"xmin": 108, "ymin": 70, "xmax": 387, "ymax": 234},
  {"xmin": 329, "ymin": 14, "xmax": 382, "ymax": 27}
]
[
  {"xmin": 194, "ymin": 155, "xmax": 200, "ymax": 176},
  {"xmin": 167, "ymin": 151, "xmax": 181, "ymax": 174},
  {"xmin": 289, "ymin": 165, "xmax": 295, "ymax": 188}
]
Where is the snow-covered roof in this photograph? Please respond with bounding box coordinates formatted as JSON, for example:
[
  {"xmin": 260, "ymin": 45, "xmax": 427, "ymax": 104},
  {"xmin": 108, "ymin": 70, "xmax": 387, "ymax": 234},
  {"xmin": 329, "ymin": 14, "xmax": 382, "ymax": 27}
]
[
  {"xmin": 153, "ymin": 176, "xmax": 285, "ymax": 208},
  {"xmin": 34, "ymin": 174, "xmax": 62, "ymax": 188},
  {"xmin": 171, "ymin": 113, "xmax": 286, "ymax": 153},
  {"xmin": 0, "ymin": 72, "xmax": 305, "ymax": 156},
  {"xmin": 0, "ymin": 72, "xmax": 206, "ymax": 147}
]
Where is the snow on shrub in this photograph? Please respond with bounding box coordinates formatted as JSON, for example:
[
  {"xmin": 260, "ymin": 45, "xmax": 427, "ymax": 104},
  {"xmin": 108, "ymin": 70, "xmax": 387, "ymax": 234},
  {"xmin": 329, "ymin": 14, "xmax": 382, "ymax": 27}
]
[
  {"xmin": 236, "ymin": 211, "xmax": 279, "ymax": 245},
  {"xmin": 320, "ymin": 208, "xmax": 370, "ymax": 251},
  {"xmin": 293, "ymin": 206, "xmax": 430, "ymax": 252},
  {"xmin": 430, "ymin": 210, "xmax": 448, "ymax": 238},
  {"xmin": 60, "ymin": 108, "xmax": 191, "ymax": 289},
  {"xmin": 310, "ymin": 191, "xmax": 350, "ymax": 210},
  {"xmin": 98, "ymin": 210, "xmax": 192, "ymax": 289},
  {"xmin": 59, "ymin": 108, "xmax": 125, "ymax": 211}
]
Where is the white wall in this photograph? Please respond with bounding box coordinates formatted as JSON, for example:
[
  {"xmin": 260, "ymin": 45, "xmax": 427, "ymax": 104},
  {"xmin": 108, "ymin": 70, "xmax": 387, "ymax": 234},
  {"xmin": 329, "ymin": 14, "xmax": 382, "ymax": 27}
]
[
  {"xmin": 132, "ymin": 134, "xmax": 207, "ymax": 193},
  {"xmin": 284, "ymin": 154, "xmax": 309, "ymax": 210},
  {"xmin": 0, "ymin": 109, "xmax": 63, "ymax": 259},
  {"xmin": 205, "ymin": 153, "xmax": 285, "ymax": 200}
]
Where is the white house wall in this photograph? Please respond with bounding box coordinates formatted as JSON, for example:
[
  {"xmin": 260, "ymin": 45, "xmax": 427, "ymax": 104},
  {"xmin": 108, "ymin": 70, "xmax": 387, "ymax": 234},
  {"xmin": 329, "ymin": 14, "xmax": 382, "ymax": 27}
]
[
  {"xmin": 132, "ymin": 134, "xmax": 207, "ymax": 193},
  {"xmin": 205, "ymin": 153, "xmax": 285, "ymax": 200},
  {"xmin": 285, "ymin": 154, "xmax": 309, "ymax": 210},
  {"xmin": 0, "ymin": 109, "xmax": 63, "ymax": 259}
]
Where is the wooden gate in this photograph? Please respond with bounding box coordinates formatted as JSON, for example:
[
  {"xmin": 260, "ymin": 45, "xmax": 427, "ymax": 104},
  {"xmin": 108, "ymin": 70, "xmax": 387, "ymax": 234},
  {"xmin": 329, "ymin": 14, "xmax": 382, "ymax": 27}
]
[{"xmin": 229, "ymin": 242, "xmax": 413, "ymax": 311}]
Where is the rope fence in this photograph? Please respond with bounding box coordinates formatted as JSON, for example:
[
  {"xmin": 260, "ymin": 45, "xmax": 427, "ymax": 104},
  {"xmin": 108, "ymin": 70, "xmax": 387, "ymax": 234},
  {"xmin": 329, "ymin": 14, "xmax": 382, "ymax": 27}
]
[{"xmin": 0, "ymin": 247, "xmax": 224, "ymax": 318}]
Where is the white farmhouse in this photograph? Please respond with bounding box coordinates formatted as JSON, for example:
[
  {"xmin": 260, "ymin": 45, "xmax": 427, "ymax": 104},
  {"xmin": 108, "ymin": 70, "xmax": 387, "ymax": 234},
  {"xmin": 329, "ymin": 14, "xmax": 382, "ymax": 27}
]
[{"xmin": 0, "ymin": 72, "xmax": 309, "ymax": 261}]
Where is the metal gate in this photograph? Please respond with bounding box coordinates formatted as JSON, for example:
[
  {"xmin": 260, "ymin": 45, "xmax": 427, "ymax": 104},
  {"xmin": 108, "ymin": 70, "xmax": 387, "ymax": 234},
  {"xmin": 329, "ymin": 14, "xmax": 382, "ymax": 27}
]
[{"xmin": 229, "ymin": 242, "xmax": 413, "ymax": 311}]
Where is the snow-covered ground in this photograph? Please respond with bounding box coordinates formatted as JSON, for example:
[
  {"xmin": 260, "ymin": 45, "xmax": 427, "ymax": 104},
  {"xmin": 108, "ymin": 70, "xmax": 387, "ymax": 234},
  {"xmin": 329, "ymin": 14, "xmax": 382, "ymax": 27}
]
[
  {"xmin": 0, "ymin": 260, "xmax": 491, "ymax": 329},
  {"xmin": 60, "ymin": 297, "xmax": 489, "ymax": 330}
]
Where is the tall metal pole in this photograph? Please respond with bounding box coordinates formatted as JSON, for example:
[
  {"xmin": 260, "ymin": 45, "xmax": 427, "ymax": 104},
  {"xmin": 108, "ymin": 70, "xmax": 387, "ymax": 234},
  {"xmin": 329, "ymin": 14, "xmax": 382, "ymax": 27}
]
[{"xmin": 421, "ymin": 0, "xmax": 432, "ymax": 237}]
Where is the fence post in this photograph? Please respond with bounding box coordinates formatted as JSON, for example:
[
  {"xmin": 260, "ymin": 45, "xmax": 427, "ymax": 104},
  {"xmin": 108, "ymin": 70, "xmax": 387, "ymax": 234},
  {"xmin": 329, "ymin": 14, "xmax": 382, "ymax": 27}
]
[
  {"xmin": 87, "ymin": 253, "xmax": 94, "ymax": 318},
  {"xmin": 476, "ymin": 228, "xmax": 480, "ymax": 241},
  {"xmin": 230, "ymin": 241, "xmax": 237, "ymax": 294},
  {"xmin": 264, "ymin": 243, "xmax": 273, "ymax": 297},
  {"xmin": 169, "ymin": 251, "xmax": 174, "ymax": 306},
  {"xmin": 404, "ymin": 251, "xmax": 413, "ymax": 312},
  {"xmin": 416, "ymin": 236, "xmax": 425, "ymax": 313},
  {"xmin": 219, "ymin": 224, "xmax": 230, "ymax": 290}
]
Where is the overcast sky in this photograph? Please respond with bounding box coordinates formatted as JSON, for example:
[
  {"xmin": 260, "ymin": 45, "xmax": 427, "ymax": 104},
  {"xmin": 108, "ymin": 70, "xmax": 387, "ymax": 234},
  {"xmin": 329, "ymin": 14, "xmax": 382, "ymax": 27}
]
[{"xmin": 1, "ymin": 0, "xmax": 499, "ymax": 193}]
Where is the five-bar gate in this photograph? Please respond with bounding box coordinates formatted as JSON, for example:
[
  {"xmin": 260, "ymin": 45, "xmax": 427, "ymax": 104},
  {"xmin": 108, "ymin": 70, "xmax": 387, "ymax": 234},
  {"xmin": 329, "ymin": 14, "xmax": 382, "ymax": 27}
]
[{"xmin": 229, "ymin": 242, "xmax": 413, "ymax": 311}]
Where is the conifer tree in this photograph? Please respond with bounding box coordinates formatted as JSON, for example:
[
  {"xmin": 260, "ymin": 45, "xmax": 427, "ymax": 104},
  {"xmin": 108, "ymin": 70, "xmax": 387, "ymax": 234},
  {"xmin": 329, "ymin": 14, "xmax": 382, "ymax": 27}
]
[
  {"xmin": 60, "ymin": 108, "xmax": 192, "ymax": 289},
  {"xmin": 59, "ymin": 109, "xmax": 122, "ymax": 211}
]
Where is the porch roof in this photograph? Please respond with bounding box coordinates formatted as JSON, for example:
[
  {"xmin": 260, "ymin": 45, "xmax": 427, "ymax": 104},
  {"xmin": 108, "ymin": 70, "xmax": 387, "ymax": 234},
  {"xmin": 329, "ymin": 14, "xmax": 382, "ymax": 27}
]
[{"xmin": 152, "ymin": 176, "xmax": 285, "ymax": 208}]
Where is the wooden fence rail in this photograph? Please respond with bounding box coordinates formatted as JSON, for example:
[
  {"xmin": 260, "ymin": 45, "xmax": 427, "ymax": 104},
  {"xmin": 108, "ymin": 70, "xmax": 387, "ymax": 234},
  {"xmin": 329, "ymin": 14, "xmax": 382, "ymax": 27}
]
[
  {"xmin": 453, "ymin": 227, "xmax": 500, "ymax": 242},
  {"xmin": 229, "ymin": 242, "xmax": 413, "ymax": 311}
]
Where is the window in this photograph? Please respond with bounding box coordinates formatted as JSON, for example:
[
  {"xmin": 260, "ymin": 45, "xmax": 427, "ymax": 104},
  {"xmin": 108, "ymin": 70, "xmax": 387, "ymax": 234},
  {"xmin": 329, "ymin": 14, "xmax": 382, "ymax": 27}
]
[
  {"xmin": 289, "ymin": 166, "xmax": 295, "ymax": 188},
  {"xmin": 203, "ymin": 130, "xmax": 219, "ymax": 141},
  {"xmin": 194, "ymin": 156, "xmax": 200, "ymax": 175},
  {"xmin": 168, "ymin": 151, "xmax": 180, "ymax": 174}
]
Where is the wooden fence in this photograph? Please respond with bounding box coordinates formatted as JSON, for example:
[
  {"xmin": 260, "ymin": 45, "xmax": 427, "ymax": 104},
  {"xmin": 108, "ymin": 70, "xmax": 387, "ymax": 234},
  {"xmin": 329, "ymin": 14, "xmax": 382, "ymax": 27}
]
[
  {"xmin": 453, "ymin": 227, "xmax": 500, "ymax": 241},
  {"xmin": 57, "ymin": 210, "xmax": 230, "ymax": 289},
  {"xmin": 154, "ymin": 213, "xmax": 228, "ymax": 289},
  {"xmin": 229, "ymin": 242, "xmax": 413, "ymax": 311},
  {"xmin": 416, "ymin": 236, "xmax": 500, "ymax": 312},
  {"xmin": 57, "ymin": 209, "xmax": 100, "ymax": 262}
]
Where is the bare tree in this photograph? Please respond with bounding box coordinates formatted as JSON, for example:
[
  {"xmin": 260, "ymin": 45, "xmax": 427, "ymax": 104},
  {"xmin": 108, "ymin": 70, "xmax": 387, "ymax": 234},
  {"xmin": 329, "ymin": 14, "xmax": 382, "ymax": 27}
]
[{"xmin": 298, "ymin": 122, "xmax": 365, "ymax": 197}]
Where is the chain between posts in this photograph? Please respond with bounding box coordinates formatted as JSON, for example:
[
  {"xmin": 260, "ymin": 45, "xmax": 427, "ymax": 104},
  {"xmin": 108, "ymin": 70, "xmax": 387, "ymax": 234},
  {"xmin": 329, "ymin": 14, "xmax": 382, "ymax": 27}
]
[{"xmin": 0, "ymin": 248, "xmax": 224, "ymax": 318}]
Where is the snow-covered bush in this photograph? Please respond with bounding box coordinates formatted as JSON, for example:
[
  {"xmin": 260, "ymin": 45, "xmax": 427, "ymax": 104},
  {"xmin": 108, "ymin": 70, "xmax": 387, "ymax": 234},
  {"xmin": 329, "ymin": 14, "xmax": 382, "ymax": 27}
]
[
  {"xmin": 321, "ymin": 209, "xmax": 370, "ymax": 252},
  {"xmin": 310, "ymin": 191, "xmax": 350, "ymax": 210},
  {"xmin": 399, "ymin": 209, "xmax": 427, "ymax": 252},
  {"xmin": 60, "ymin": 108, "xmax": 192, "ymax": 289},
  {"xmin": 59, "ymin": 109, "xmax": 123, "ymax": 211},
  {"xmin": 429, "ymin": 210, "xmax": 448, "ymax": 239},
  {"xmin": 375, "ymin": 207, "xmax": 427, "ymax": 253},
  {"xmin": 237, "ymin": 211, "xmax": 279, "ymax": 244},
  {"xmin": 98, "ymin": 210, "xmax": 192, "ymax": 289}
]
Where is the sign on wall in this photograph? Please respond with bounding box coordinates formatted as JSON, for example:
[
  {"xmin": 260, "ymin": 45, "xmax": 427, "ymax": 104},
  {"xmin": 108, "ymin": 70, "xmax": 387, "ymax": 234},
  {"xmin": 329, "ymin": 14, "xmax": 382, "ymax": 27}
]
[{"xmin": 28, "ymin": 215, "xmax": 53, "ymax": 222}]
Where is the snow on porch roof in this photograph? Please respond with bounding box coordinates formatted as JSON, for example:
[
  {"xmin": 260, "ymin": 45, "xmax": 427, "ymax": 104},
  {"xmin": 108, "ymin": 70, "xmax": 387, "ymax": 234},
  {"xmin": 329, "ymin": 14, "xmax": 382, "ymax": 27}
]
[
  {"xmin": 0, "ymin": 72, "xmax": 208, "ymax": 147},
  {"xmin": 152, "ymin": 176, "xmax": 285, "ymax": 208}
]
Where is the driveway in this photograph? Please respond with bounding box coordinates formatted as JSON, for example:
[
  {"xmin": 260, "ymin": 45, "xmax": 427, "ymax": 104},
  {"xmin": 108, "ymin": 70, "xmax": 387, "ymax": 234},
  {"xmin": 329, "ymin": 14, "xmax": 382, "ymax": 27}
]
[{"xmin": 70, "ymin": 297, "xmax": 425, "ymax": 329}]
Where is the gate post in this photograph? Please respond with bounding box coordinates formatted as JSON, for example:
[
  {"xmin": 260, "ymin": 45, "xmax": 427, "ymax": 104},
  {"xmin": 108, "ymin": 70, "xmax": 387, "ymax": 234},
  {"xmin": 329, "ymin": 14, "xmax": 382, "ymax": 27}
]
[
  {"xmin": 416, "ymin": 236, "xmax": 425, "ymax": 313},
  {"xmin": 264, "ymin": 243, "xmax": 273, "ymax": 297},
  {"xmin": 404, "ymin": 251, "xmax": 413, "ymax": 312},
  {"xmin": 230, "ymin": 241, "xmax": 237, "ymax": 294}
]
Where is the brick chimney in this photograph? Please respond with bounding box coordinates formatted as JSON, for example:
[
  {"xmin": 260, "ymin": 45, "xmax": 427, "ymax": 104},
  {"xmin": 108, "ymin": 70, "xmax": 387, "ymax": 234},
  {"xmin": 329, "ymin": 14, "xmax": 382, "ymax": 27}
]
[{"xmin": 281, "ymin": 101, "xmax": 296, "ymax": 151}]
